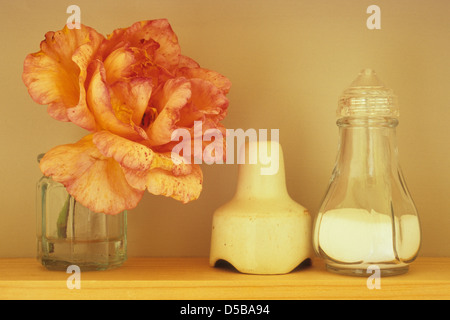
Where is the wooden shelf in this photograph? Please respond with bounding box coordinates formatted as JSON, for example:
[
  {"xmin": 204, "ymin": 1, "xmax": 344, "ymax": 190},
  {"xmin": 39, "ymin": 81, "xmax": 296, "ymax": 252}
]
[{"xmin": 0, "ymin": 257, "xmax": 449, "ymax": 300}]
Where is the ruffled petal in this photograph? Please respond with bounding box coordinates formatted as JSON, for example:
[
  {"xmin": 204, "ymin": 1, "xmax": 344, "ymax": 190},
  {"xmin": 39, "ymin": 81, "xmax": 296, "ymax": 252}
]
[
  {"xmin": 146, "ymin": 77, "xmax": 192, "ymax": 146},
  {"xmin": 177, "ymin": 67, "xmax": 231, "ymax": 94},
  {"xmin": 103, "ymin": 47, "xmax": 137, "ymax": 83},
  {"xmin": 149, "ymin": 152, "xmax": 192, "ymax": 175},
  {"xmin": 146, "ymin": 165, "xmax": 203, "ymax": 203},
  {"xmin": 175, "ymin": 78, "xmax": 229, "ymax": 128},
  {"xmin": 110, "ymin": 78, "xmax": 153, "ymax": 127},
  {"xmin": 99, "ymin": 47, "xmax": 154, "ymax": 126},
  {"xmin": 178, "ymin": 55, "xmax": 200, "ymax": 68},
  {"xmin": 189, "ymin": 78, "xmax": 229, "ymax": 119},
  {"xmin": 39, "ymin": 135, "xmax": 144, "ymax": 215},
  {"xmin": 93, "ymin": 131, "xmax": 193, "ymax": 193},
  {"xmin": 87, "ymin": 60, "xmax": 148, "ymax": 140},
  {"xmin": 93, "ymin": 130, "xmax": 154, "ymax": 171},
  {"xmin": 121, "ymin": 155, "xmax": 193, "ymax": 193},
  {"xmin": 102, "ymin": 19, "xmax": 180, "ymax": 73},
  {"xmin": 145, "ymin": 78, "xmax": 228, "ymax": 163},
  {"xmin": 23, "ymin": 25, "xmax": 104, "ymax": 130}
]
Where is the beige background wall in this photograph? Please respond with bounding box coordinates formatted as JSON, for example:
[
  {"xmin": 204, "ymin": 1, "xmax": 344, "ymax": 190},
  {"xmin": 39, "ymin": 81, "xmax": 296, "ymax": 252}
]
[{"xmin": 1, "ymin": 0, "xmax": 449, "ymax": 258}]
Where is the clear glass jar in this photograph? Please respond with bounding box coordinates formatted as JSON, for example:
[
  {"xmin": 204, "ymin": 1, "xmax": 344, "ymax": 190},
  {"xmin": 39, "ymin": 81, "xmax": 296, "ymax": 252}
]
[
  {"xmin": 36, "ymin": 154, "xmax": 127, "ymax": 271},
  {"xmin": 313, "ymin": 69, "xmax": 421, "ymax": 276}
]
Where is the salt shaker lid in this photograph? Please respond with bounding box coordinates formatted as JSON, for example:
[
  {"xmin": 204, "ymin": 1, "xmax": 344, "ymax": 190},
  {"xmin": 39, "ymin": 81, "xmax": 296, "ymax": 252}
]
[{"xmin": 337, "ymin": 68, "xmax": 399, "ymax": 118}]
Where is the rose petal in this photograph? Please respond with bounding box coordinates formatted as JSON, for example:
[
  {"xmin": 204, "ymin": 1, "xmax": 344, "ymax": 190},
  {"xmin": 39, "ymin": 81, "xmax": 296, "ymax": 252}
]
[
  {"xmin": 121, "ymin": 155, "xmax": 193, "ymax": 193},
  {"xmin": 178, "ymin": 55, "xmax": 200, "ymax": 68},
  {"xmin": 103, "ymin": 47, "xmax": 137, "ymax": 83},
  {"xmin": 175, "ymin": 78, "xmax": 229, "ymax": 128},
  {"xmin": 93, "ymin": 130, "xmax": 192, "ymax": 192},
  {"xmin": 87, "ymin": 60, "xmax": 148, "ymax": 140},
  {"xmin": 102, "ymin": 19, "xmax": 180, "ymax": 73},
  {"xmin": 146, "ymin": 165, "xmax": 203, "ymax": 203},
  {"xmin": 40, "ymin": 135, "xmax": 144, "ymax": 215},
  {"xmin": 177, "ymin": 67, "xmax": 232, "ymax": 94},
  {"xmin": 23, "ymin": 25, "xmax": 104, "ymax": 130},
  {"xmin": 122, "ymin": 151, "xmax": 194, "ymax": 191},
  {"xmin": 146, "ymin": 77, "xmax": 192, "ymax": 146},
  {"xmin": 110, "ymin": 78, "xmax": 153, "ymax": 127},
  {"xmin": 150, "ymin": 152, "xmax": 192, "ymax": 175},
  {"xmin": 93, "ymin": 130, "xmax": 154, "ymax": 171},
  {"xmin": 190, "ymin": 78, "xmax": 229, "ymax": 118},
  {"xmin": 145, "ymin": 77, "xmax": 228, "ymax": 164}
]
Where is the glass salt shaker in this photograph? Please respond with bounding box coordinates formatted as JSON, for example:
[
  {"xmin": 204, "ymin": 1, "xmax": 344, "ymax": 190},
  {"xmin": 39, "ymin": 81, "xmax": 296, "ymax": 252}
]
[{"xmin": 313, "ymin": 69, "xmax": 421, "ymax": 276}]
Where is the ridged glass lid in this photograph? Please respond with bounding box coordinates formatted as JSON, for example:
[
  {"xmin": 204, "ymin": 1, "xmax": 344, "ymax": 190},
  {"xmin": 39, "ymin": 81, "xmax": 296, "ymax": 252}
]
[{"xmin": 338, "ymin": 69, "xmax": 399, "ymax": 118}]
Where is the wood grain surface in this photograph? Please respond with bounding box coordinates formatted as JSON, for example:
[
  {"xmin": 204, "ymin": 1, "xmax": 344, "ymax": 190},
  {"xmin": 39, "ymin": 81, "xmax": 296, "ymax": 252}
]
[{"xmin": 0, "ymin": 257, "xmax": 448, "ymax": 300}]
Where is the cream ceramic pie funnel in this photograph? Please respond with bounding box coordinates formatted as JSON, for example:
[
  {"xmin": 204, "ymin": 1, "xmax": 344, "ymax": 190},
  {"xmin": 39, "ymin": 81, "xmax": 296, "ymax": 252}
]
[{"xmin": 209, "ymin": 140, "xmax": 312, "ymax": 274}]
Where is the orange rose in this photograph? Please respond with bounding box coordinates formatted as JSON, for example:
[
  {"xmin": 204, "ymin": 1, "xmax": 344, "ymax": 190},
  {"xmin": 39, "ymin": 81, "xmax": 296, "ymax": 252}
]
[{"xmin": 23, "ymin": 19, "xmax": 231, "ymax": 214}]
